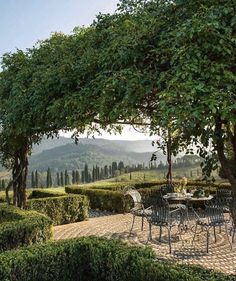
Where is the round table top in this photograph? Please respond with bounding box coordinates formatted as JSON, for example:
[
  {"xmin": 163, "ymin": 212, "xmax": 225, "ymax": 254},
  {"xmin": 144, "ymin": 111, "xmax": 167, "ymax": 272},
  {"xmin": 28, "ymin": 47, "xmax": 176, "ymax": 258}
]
[{"xmin": 163, "ymin": 194, "xmax": 213, "ymax": 201}]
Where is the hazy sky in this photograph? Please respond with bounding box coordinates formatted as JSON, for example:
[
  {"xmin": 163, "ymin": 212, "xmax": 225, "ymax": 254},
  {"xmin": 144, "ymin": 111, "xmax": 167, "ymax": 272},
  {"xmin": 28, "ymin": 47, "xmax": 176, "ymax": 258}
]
[
  {"xmin": 0, "ymin": 0, "xmax": 153, "ymax": 141},
  {"xmin": 0, "ymin": 0, "xmax": 119, "ymax": 56}
]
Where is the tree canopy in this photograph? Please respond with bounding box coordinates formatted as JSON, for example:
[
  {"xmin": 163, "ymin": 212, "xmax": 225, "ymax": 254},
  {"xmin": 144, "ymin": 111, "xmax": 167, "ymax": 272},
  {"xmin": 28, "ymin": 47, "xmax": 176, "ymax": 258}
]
[{"xmin": 0, "ymin": 0, "xmax": 236, "ymax": 206}]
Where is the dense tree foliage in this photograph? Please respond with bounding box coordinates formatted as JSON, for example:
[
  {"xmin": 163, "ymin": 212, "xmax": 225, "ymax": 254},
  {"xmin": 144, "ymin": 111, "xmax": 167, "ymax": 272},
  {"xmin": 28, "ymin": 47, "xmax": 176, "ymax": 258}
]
[{"xmin": 0, "ymin": 0, "xmax": 236, "ymax": 206}]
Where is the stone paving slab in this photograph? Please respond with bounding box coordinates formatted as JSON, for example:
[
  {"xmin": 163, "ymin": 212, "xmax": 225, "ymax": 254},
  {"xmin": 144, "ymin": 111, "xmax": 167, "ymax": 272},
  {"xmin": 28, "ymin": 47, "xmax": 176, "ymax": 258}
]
[{"xmin": 54, "ymin": 213, "xmax": 236, "ymax": 275}]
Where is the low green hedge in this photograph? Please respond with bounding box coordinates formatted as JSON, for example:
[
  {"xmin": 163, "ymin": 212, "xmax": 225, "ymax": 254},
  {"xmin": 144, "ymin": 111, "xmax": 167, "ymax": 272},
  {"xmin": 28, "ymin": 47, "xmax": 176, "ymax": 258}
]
[
  {"xmin": 28, "ymin": 189, "xmax": 66, "ymax": 199},
  {"xmin": 27, "ymin": 195, "xmax": 89, "ymax": 225},
  {"xmin": 0, "ymin": 205, "xmax": 52, "ymax": 252},
  {"xmin": 66, "ymin": 186, "xmax": 129, "ymax": 213},
  {"xmin": 0, "ymin": 236, "xmax": 233, "ymax": 281}
]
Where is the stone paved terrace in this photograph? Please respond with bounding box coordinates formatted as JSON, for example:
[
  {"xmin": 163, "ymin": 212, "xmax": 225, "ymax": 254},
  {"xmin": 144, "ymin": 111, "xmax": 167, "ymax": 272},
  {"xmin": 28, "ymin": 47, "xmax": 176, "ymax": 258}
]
[{"xmin": 54, "ymin": 212, "xmax": 236, "ymax": 275}]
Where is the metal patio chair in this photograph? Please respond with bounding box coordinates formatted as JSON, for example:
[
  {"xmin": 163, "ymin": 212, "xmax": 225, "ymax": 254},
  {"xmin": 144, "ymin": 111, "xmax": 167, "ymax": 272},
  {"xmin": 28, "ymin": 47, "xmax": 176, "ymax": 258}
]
[
  {"xmin": 161, "ymin": 184, "xmax": 187, "ymax": 222},
  {"xmin": 192, "ymin": 203, "xmax": 232, "ymax": 253},
  {"xmin": 214, "ymin": 188, "xmax": 232, "ymax": 212},
  {"xmin": 124, "ymin": 187, "xmax": 151, "ymax": 234},
  {"xmin": 147, "ymin": 204, "xmax": 183, "ymax": 254}
]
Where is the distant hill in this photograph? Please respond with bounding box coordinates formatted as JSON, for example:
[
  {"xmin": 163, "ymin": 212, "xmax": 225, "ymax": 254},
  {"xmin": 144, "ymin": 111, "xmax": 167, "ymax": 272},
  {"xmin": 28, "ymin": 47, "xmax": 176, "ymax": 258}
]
[
  {"xmin": 32, "ymin": 136, "xmax": 74, "ymax": 155},
  {"xmin": 29, "ymin": 138, "xmax": 162, "ymax": 172},
  {"xmin": 32, "ymin": 137, "xmax": 156, "ymax": 155}
]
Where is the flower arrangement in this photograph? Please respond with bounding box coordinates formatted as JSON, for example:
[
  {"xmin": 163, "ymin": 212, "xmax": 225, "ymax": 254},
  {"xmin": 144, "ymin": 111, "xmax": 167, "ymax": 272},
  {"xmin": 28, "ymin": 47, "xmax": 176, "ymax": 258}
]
[{"xmin": 175, "ymin": 177, "xmax": 188, "ymax": 194}]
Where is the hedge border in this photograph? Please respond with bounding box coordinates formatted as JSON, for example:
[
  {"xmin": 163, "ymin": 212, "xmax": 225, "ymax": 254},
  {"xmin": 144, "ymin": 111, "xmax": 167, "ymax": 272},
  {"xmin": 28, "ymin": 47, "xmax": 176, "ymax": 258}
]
[
  {"xmin": 27, "ymin": 194, "xmax": 89, "ymax": 225},
  {"xmin": 0, "ymin": 205, "xmax": 52, "ymax": 252},
  {"xmin": 0, "ymin": 236, "xmax": 233, "ymax": 281}
]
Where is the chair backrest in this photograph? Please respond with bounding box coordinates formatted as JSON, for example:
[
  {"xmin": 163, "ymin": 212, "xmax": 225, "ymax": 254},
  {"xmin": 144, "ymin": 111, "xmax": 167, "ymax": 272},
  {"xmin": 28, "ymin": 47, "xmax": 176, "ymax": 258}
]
[
  {"xmin": 215, "ymin": 188, "xmax": 232, "ymax": 207},
  {"xmin": 160, "ymin": 184, "xmax": 174, "ymax": 195},
  {"xmin": 216, "ymin": 188, "xmax": 232, "ymax": 198},
  {"xmin": 205, "ymin": 203, "xmax": 224, "ymax": 225},
  {"xmin": 124, "ymin": 188, "xmax": 142, "ymax": 205},
  {"xmin": 230, "ymin": 201, "xmax": 236, "ymax": 226},
  {"xmin": 150, "ymin": 205, "xmax": 170, "ymax": 225}
]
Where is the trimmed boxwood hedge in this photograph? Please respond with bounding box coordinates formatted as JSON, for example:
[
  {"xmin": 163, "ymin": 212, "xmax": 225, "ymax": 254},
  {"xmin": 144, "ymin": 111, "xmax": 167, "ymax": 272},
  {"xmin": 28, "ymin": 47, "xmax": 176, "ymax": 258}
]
[
  {"xmin": 66, "ymin": 186, "xmax": 130, "ymax": 213},
  {"xmin": 66, "ymin": 180, "xmax": 232, "ymax": 212},
  {"xmin": 0, "ymin": 236, "xmax": 233, "ymax": 281},
  {"xmin": 28, "ymin": 189, "xmax": 66, "ymax": 199},
  {"xmin": 0, "ymin": 205, "xmax": 52, "ymax": 252},
  {"xmin": 27, "ymin": 195, "xmax": 89, "ymax": 225}
]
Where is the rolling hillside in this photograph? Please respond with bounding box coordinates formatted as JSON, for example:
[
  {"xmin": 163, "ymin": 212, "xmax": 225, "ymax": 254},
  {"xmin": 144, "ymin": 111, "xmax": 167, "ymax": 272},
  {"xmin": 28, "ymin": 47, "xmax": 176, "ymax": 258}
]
[{"xmin": 29, "ymin": 138, "xmax": 162, "ymax": 172}]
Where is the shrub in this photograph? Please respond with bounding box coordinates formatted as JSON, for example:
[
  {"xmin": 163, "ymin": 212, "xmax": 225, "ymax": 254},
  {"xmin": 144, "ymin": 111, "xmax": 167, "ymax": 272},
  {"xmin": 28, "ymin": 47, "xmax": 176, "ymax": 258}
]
[
  {"xmin": 66, "ymin": 186, "xmax": 129, "ymax": 213},
  {"xmin": 66, "ymin": 181, "xmax": 232, "ymax": 213},
  {"xmin": 27, "ymin": 195, "xmax": 89, "ymax": 225},
  {"xmin": 28, "ymin": 189, "xmax": 66, "ymax": 199},
  {"xmin": 0, "ymin": 205, "xmax": 52, "ymax": 252},
  {"xmin": 67, "ymin": 182, "xmax": 129, "ymax": 191},
  {"xmin": 0, "ymin": 237, "xmax": 233, "ymax": 281}
]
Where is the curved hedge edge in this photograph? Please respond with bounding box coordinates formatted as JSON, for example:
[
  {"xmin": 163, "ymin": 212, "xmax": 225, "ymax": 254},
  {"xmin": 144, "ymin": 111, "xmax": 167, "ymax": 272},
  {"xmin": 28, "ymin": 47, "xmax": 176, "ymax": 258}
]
[
  {"xmin": 0, "ymin": 205, "xmax": 52, "ymax": 252},
  {"xmin": 28, "ymin": 189, "xmax": 66, "ymax": 199},
  {"xmin": 65, "ymin": 186, "xmax": 129, "ymax": 213},
  {"xmin": 27, "ymin": 194, "xmax": 89, "ymax": 225},
  {"xmin": 0, "ymin": 236, "xmax": 233, "ymax": 281}
]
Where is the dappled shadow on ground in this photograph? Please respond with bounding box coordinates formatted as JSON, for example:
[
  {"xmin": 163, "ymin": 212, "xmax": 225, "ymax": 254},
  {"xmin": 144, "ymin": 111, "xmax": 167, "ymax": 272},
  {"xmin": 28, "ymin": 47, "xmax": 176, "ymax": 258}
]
[{"xmin": 54, "ymin": 213, "xmax": 236, "ymax": 275}]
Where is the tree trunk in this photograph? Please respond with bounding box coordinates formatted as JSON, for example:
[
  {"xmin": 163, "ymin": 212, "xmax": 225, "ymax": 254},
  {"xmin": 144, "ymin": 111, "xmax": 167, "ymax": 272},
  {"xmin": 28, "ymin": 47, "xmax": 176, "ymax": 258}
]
[
  {"xmin": 215, "ymin": 120, "xmax": 236, "ymax": 199},
  {"xmin": 10, "ymin": 146, "xmax": 28, "ymax": 208},
  {"xmin": 166, "ymin": 130, "xmax": 172, "ymax": 185}
]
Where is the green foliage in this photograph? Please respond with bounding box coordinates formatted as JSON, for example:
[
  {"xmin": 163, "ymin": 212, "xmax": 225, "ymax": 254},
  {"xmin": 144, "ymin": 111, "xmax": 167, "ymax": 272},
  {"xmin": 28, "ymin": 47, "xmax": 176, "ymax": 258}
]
[
  {"xmin": 0, "ymin": 205, "xmax": 52, "ymax": 252},
  {"xmin": 27, "ymin": 195, "xmax": 89, "ymax": 225},
  {"xmin": 66, "ymin": 180, "xmax": 231, "ymax": 211},
  {"xmin": 66, "ymin": 186, "xmax": 129, "ymax": 213},
  {"xmin": 0, "ymin": 236, "xmax": 233, "ymax": 281},
  {"xmin": 28, "ymin": 189, "xmax": 66, "ymax": 199},
  {"xmin": 1, "ymin": 0, "xmax": 236, "ymax": 204},
  {"xmin": 46, "ymin": 167, "xmax": 52, "ymax": 188}
]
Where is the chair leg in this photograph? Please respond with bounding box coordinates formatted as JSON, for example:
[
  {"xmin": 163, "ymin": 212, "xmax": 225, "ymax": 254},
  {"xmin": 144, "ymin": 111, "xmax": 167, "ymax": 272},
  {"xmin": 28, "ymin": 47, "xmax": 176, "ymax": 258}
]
[
  {"xmin": 159, "ymin": 226, "xmax": 162, "ymax": 242},
  {"xmin": 192, "ymin": 223, "xmax": 198, "ymax": 246},
  {"xmin": 177, "ymin": 224, "xmax": 183, "ymax": 246},
  {"xmin": 149, "ymin": 223, "xmax": 152, "ymax": 240},
  {"xmin": 168, "ymin": 228, "xmax": 171, "ymax": 254},
  {"xmin": 130, "ymin": 215, "xmax": 135, "ymax": 234},
  {"xmin": 141, "ymin": 216, "xmax": 144, "ymax": 231},
  {"xmin": 224, "ymin": 223, "xmax": 232, "ymax": 250},
  {"xmin": 213, "ymin": 226, "xmax": 217, "ymax": 243},
  {"xmin": 206, "ymin": 229, "xmax": 210, "ymax": 253}
]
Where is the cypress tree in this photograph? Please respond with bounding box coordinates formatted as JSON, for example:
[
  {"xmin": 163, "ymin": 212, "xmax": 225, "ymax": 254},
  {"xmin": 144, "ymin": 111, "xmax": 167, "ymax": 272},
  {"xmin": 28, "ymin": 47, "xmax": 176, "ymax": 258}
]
[
  {"xmin": 72, "ymin": 170, "xmax": 75, "ymax": 184},
  {"xmin": 66, "ymin": 174, "xmax": 70, "ymax": 185},
  {"xmin": 92, "ymin": 166, "xmax": 95, "ymax": 182},
  {"xmin": 35, "ymin": 170, "xmax": 39, "ymax": 188},
  {"xmin": 46, "ymin": 168, "xmax": 49, "ymax": 188},
  {"xmin": 112, "ymin": 161, "xmax": 118, "ymax": 175},
  {"xmin": 56, "ymin": 172, "xmax": 60, "ymax": 186},
  {"xmin": 84, "ymin": 164, "xmax": 89, "ymax": 183},
  {"xmin": 64, "ymin": 170, "xmax": 68, "ymax": 185},
  {"xmin": 60, "ymin": 172, "xmax": 64, "ymax": 186},
  {"xmin": 96, "ymin": 167, "xmax": 99, "ymax": 180},
  {"xmin": 118, "ymin": 161, "xmax": 124, "ymax": 171},
  {"xmin": 88, "ymin": 172, "xmax": 92, "ymax": 183},
  {"xmin": 0, "ymin": 180, "xmax": 2, "ymax": 190},
  {"xmin": 75, "ymin": 170, "xmax": 80, "ymax": 184},
  {"xmin": 109, "ymin": 165, "xmax": 112, "ymax": 176},
  {"xmin": 81, "ymin": 171, "xmax": 85, "ymax": 183},
  {"xmin": 100, "ymin": 168, "xmax": 104, "ymax": 180},
  {"xmin": 104, "ymin": 165, "xmax": 108, "ymax": 178},
  {"xmin": 31, "ymin": 171, "xmax": 35, "ymax": 188},
  {"xmin": 2, "ymin": 179, "xmax": 5, "ymax": 190}
]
